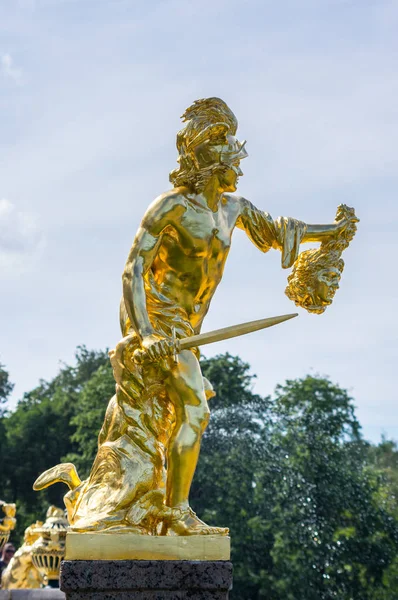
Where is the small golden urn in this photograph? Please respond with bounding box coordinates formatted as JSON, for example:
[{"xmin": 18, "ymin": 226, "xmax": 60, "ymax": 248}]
[{"xmin": 31, "ymin": 506, "xmax": 68, "ymax": 587}]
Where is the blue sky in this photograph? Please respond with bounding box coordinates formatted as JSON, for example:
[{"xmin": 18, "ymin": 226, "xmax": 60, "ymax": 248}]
[{"xmin": 0, "ymin": 0, "xmax": 397, "ymax": 442}]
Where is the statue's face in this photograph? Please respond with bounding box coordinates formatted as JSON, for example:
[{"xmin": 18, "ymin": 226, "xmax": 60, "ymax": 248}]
[
  {"xmin": 4, "ymin": 503, "xmax": 16, "ymax": 517},
  {"xmin": 285, "ymin": 249, "xmax": 344, "ymax": 315},
  {"xmin": 218, "ymin": 162, "xmax": 243, "ymax": 192},
  {"xmin": 313, "ymin": 267, "xmax": 341, "ymax": 305}
]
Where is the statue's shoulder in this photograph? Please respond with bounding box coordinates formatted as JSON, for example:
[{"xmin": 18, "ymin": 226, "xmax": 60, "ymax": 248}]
[
  {"xmin": 224, "ymin": 194, "xmax": 269, "ymax": 215},
  {"xmin": 143, "ymin": 188, "xmax": 188, "ymax": 227},
  {"xmin": 222, "ymin": 193, "xmax": 249, "ymax": 215},
  {"xmin": 146, "ymin": 188, "xmax": 188, "ymax": 214}
]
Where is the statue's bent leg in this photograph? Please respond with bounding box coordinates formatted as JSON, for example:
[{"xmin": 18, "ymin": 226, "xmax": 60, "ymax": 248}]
[
  {"xmin": 164, "ymin": 350, "xmax": 228, "ymax": 536},
  {"xmin": 165, "ymin": 349, "xmax": 209, "ymax": 509}
]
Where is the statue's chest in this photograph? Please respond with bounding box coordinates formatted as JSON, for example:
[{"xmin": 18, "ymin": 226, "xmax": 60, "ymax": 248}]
[{"xmin": 176, "ymin": 206, "xmax": 232, "ymax": 256}]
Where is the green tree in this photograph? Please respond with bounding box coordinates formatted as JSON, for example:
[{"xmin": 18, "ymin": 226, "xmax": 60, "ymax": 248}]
[
  {"xmin": 0, "ymin": 361, "xmax": 14, "ymax": 413},
  {"xmin": 1, "ymin": 347, "xmax": 108, "ymax": 542},
  {"xmin": 0, "ymin": 362, "xmax": 14, "ymax": 500},
  {"xmin": 193, "ymin": 368, "xmax": 398, "ymax": 600},
  {"xmin": 64, "ymin": 361, "xmax": 115, "ymax": 478},
  {"xmin": 2, "ymin": 349, "xmax": 398, "ymax": 600},
  {"xmin": 192, "ymin": 354, "xmax": 275, "ymax": 599},
  {"xmin": 366, "ymin": 438, "xmax": 398, "ymax": 599},
  {"xmin": 255, "ymin": 377, "xmax": 398, "ymax": 600},
  {"xmin": 368, "ymin": 437, "xmax": 398, "ymax": 516}
]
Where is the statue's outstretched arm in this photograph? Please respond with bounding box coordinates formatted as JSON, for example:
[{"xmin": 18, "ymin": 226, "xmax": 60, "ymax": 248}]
[
  {"xmin": 236, "ymin": 197, "xmax": 349, "ymax": 268},
  {"xmin": 236, "ymin": 197, "xmax": 306, "ymax": 267},
  {"xmin": 235, "ymin": 197, "xmax": 278, "ymax": 253},
  {"xmin": 303, "ymin": 221, "xmax": 345, "ymax": 243}
]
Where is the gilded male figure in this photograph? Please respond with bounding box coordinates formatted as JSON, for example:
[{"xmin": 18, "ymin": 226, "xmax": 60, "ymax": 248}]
[{"xmin": 35, "ymin": 98, "xmax": 349, "ymax": 536}]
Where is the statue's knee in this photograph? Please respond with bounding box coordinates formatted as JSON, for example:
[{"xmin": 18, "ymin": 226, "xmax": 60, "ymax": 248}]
[
  {"xmin": 188, "ymin": 403, "xmax": 210, "ymax": 432},
  {"xmin": 200, "ymin": 406, "xmax": 210, "ymax": 431},
  {"xmin": 203, "ymin": 377, "xmax": 216, "ymax": 400},
  {"xmin": 201, "ymin": 402, "xmax": 210, "ymax": 430}
]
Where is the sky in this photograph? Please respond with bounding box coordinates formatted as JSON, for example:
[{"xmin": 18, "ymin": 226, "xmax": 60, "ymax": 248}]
[{"xmin": 0, "ymin": 0, "xmax": 397, "ymax": 442}]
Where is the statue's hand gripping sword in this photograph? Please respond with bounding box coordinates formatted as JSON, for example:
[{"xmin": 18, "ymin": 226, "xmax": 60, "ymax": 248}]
[{"xmin": 133, "ymin": 312, "xmax": 298, "ymax": 364}]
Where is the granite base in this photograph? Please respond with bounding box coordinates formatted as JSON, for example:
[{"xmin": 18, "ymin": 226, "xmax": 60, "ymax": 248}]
[{"xmin": 60, "ymin": 560, "xmax": 233, "ymax": 599}]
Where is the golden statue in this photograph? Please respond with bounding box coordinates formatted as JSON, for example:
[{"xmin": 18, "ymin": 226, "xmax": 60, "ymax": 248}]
[
  {"xmin": 34, "ymin": 98, "xmax": 357, "ymax": 546},
  {"xmin": 0, "ymin": 501, "xmax": 16, "ymax": 551},
  {"xmin": 1, "ymin": 521, "xmax": 44, "ymax": 589}
]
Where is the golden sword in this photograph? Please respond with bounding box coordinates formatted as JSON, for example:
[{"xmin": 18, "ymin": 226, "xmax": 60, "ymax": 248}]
[{"xmin": 134, "ymin": 313, "xmax": 298, "ymax": 363}]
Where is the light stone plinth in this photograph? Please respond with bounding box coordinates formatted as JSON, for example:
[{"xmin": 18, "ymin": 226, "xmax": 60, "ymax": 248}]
[{"xmin": 65, "ymin": 532, "xmax": 230, "ymax": 561}]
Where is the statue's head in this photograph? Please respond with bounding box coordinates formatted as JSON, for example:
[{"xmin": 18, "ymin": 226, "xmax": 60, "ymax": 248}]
[
  {"xmin": 285, "ymin": 246, "xmax": 344, "ymax": 314},
  {"xmin": 2, "ymin": 503, "xmax": 16, "ymax": 518},
  {"xmin": 169, "ymin": 98, "xmax": 248, "ymax": 193}
]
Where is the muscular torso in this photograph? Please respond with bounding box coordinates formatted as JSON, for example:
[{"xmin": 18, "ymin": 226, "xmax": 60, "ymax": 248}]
[{"xmin": 146, "ymin": 192, "xmax": 240, "ymax": 332}]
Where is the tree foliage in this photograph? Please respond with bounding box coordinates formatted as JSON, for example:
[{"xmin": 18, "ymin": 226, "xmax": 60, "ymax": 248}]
[
  {"xmin": 0, "ymin": 347, "xmax": 109, "ymax": 541},
  {"xmin": 0, "ymin": 362, "xmax": 14, "ymax": 410},
  {"xmin": 191, "ymin": 365, "xmax": 398, "ymax": 599},
  {"xmin": 0, "ymin": 361, "xmax": 14, "ymax": 484},
  {"xmin": 1, "ymin": 351, "xmax": 398, "ymax": 599}
]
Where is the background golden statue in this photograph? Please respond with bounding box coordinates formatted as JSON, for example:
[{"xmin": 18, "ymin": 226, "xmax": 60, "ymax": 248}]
[
  {"xmin": 1, "ymin": 521, "xmax": 43, "ymax": 589},
  {"xmin": 0, "ymin": 501, "xmax": 16, "ymax": 551},
  {"xmin": 1, "ymin": 506, "xmax": 68, "ymax": 589},
  {"xmin": 34, "ymin": 98, "xmax": 357, "ymax": 538}
]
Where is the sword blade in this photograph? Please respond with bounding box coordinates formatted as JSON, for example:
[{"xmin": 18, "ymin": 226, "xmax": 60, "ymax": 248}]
[{"xmin": 179, "ymin": 313, "xmax": 298, "ymax": 351}]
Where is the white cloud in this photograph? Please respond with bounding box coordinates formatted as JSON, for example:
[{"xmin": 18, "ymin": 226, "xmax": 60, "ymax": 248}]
[
  {"xmin": 1, "ymin": 53, "xmax": 23, "ymax": 85},
  {"xmin": 0, "ymin": 199, "xmax": 45, "ymax": 273}
]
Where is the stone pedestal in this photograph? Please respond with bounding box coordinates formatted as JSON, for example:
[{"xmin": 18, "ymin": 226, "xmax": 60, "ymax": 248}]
[{"xmin": 60, "ymin": 560, "xmax": 233, "ymax": 599}]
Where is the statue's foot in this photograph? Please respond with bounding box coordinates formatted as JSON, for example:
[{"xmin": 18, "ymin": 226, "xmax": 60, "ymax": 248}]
[
  {"xmin": 164, "ymin": 507, "xmax": 229, "ymax": 536},
  {"xmin": 33, "ymin": 463, "xmax": 81, "ymax": 491}
]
